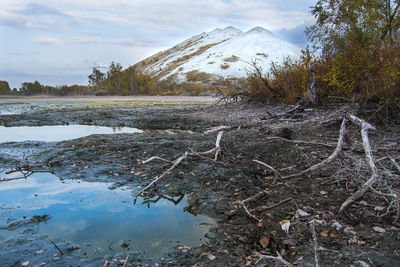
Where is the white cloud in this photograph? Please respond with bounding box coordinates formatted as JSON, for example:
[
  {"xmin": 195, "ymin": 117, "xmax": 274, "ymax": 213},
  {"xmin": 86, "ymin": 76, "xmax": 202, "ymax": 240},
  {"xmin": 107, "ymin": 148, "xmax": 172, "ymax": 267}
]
[
  {"xmin": 34, "ymin": 36, "xmax": 63, "ymax": 45},
  {"xmin": 33, "ymin": 37, "xmax": 101, "ymax": 45}
]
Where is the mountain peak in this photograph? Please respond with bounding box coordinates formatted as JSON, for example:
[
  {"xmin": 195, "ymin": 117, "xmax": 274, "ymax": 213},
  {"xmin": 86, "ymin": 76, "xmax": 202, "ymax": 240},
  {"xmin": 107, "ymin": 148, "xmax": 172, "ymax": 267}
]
[
  {"xmin": 134, "ymin": 26, "xmax": 301, "ymax": 83},
  {"xmin": 245, "ymin": 26, "xmax": 275, "ymax": 36}
]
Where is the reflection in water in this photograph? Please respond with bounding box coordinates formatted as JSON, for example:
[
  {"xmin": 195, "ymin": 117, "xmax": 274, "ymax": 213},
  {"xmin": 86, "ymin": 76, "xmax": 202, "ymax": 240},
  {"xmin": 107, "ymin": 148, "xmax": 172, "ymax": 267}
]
[
  {"xmin": 0, "ymin": 170, "xmax": 213, "ymax": 258},
  {"xmin": 0, "ymin": 125, "xmax": 143, "ymax": 143}
]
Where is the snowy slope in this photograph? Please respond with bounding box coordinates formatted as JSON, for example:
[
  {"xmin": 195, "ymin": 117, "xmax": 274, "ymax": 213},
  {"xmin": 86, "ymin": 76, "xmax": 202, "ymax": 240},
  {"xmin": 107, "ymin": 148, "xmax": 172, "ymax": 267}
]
[{"xmin": 134, "ymin": 26, "xmax": 301, "ymax": 82}]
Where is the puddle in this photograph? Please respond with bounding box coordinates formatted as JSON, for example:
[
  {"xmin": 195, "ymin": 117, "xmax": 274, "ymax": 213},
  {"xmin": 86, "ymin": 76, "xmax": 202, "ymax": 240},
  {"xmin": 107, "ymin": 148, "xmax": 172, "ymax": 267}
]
[
  {"xmin": 0, "ymin": 125, "xmax": 143, "ymax": 143},
  {"xmin": 0, "ymin": 170, "xmax": 213, "ymax": 258}
]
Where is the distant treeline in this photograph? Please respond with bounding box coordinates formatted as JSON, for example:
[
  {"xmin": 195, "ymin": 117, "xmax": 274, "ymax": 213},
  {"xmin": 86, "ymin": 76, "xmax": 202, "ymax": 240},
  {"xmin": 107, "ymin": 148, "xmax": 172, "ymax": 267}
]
[{"xmin": 0, "ymin": 61, "xmax": 226, "ymax": 96}]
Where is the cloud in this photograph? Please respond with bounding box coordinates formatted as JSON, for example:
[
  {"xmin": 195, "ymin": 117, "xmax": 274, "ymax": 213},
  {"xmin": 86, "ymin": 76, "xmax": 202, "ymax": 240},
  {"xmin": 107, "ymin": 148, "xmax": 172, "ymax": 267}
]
[
  {"xmin": 16, "ymin": 3, "xmax": 70, "ymax": 17},
  {"xmin": 0, "ymin": 9, "xmax": 67, "ymax": 31},
  {"xmin": 34, "ymin": 37, "xmax": 63, "ymax": 45},
  {"xmin": 33, "ymin": 37, "xmax": 101, "ymax": 45},
  {"xmin": 67, "ymin": 37, "xmax": 101, "ymax": 44}
]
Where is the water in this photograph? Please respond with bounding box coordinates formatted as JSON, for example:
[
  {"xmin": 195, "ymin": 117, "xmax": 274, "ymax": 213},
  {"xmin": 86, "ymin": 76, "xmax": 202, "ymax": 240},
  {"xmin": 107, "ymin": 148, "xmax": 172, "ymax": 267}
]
[
  {"xmin": 0, "ymin": 125, "xmax": 143, "ymax": 143},
  {"xmin": 0, "ymin": 170, "xmax": 214, "ymax": 258}
]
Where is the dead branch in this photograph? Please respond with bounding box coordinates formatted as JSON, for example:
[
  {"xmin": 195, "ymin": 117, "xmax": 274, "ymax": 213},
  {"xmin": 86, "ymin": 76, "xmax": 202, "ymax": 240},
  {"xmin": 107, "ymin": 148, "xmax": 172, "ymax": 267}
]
[
  {"xmin": 282, "ymin": 117, "xmax": 348, "ymax": 179},
  {"xmin": 390, "ymin": 157, "xmax": 400, "ymax": 174},
  {"xmin": 256, "ymin": 252, "xmax": 295, "ymax": 267},
  {"xmin": 235, "ymin": 189, "xmax": 270, "ymax": 222},
  {"xmin": 264, "ymin": 136, "xmax": 338, "ymax": 149},
  {"xmin": 259, "ymin": 197, "xmax": 292, "ymax": 211},
  {"xmin": 253, "ymin": 159, "xmax": 282, "ymax": 177},
  {"xmin": 309, "ymin": 220, "xmax": 320, "ymax": 267},
  {"xmin": 134, "ymin": 131, "xmax": 225, "ymax": 201},
  {"xmin": 48, "ymin": 238, "xmax": 63, "ymax": 256},
  {"xmin": 339, "ymin": 115, "xmax": 377, "ymax": 213},
  {"xmin": 142, "ymin": 156, "xmax": 173, "ymax": 164},
  {"xmin": 203, "ymin": 125, "xmax": 231, "ymax": 134}
]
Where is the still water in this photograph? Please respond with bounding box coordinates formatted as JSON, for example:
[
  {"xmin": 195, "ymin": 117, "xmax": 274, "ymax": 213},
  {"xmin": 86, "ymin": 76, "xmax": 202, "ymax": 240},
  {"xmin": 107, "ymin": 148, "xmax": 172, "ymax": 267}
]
[
  {"xmin": 0, "ymin": 170, "xmax": 213, "ymax": 258},
  {"xmin": 0, "ymin": 125, "xmax": 143, "ymax": 143}
]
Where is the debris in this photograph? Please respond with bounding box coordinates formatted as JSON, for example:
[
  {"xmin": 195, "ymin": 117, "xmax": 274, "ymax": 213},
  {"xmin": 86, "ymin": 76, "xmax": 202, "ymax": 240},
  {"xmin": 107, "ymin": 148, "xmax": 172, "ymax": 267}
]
[
  {"xmin": 208, "ymin": 254, "xmax": 216, "ymax": 261},
  {"xmin": 21, "ymin": 261, "xmax": 29, "ymax": 266},
  {"xmin": 177, "ymin": 246, "xmax": 190, "ymax": 253},
  {"xmin": 373, "ymin": 226, "xmax": 386, "ymax": 233},
  {"xmin": 34, "ymin": 250, "xmax": 44, "ymax": 254},
  {"xmin": 332, "ymin": 221, "xmax": 343, "ymax": 230},
  {"xmin": 279, "ymin": 220, "xmax": 290, "ymax": 234},
  {"xmin": 356, "ymin": 260, "xmax": 370, "ymax": 267},
  {"xmin": 259, "ymin": 236, "xmax": 269, "ymax": 248},
  {"xmin": 295, "ymin": 208, "xmax": 310, "ymax": 218},
  {"xmin": 320, "ymin": 230, "xmax": 329, "ymax": 237}
]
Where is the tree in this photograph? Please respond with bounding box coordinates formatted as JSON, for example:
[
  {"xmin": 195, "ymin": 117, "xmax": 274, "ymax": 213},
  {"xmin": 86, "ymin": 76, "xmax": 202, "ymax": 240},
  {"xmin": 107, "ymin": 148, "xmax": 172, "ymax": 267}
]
[
  {"xmin": 307, "ymin": 0, "xmax": 400, "ymax": 97},
  {"xmin": 88, "ymin": 68, "xmax": 105, "ymax": 90},
  {"xmin": 0, "ymin": 81, "xmax": 11, "ymax": 95},
  {"xmin": 20, "ymin": 81, "xmax": 43, "ymax": 95},
  {"xmin": 106, "ymin": 62, "xmax": 123, "ymax": 94}
]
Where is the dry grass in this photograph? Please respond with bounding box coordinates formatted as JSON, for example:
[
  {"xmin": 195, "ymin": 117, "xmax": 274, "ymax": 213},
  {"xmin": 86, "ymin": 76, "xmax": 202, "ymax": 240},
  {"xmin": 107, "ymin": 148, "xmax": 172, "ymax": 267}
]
[
  {"xmin": 223, "ymin": 55, "xmax": 240, "ymax": 62},
  {"xmin": 220, "ymin": 63, "xmax": 230, "ymax": 70},
  {"xmin": 185, "ymin": 70, "xmax": 214, "ymax": 83}
]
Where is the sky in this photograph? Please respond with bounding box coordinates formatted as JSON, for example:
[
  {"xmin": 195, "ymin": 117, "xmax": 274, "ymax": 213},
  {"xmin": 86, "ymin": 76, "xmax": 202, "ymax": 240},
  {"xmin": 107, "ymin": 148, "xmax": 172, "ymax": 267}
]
[{"xmin": 0, "ymin": 0, "xmax": 316, "ymax": 89}]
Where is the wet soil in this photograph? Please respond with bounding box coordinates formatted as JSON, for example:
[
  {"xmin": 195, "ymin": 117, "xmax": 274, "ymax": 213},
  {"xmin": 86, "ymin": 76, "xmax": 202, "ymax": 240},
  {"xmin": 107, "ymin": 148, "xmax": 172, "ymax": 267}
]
[{"xmin": 0, "ymin": 99, "xmax": 399, "ymax": 266}]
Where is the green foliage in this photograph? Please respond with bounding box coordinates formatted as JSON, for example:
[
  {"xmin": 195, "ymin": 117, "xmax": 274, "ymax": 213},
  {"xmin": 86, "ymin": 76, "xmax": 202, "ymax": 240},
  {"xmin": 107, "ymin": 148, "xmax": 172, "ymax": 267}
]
[
  {"xmin": 246, "ymin": 0, "xmax": 400, "ymax": 104},
  {"xmin": 0, "ymin": 81, "xmax": 11, "ymax": 95},
  {"xmin": 307, "ymin": 0, "xmax": 400, "ymax": 99},
  {"xmin": 88, "ymin": 68, "xmax": 105, "ymax": 90}
]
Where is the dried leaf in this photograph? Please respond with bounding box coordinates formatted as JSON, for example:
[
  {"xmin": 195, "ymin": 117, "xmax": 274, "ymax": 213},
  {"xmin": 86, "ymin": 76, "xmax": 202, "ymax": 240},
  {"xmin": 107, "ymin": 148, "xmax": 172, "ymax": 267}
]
[
  {"xmin": 208, "ymin": 254, "xmax": 216, "ymax": 261},
  {"xmin": 102, "ymin": 260, "xmax": 109, "ymax": 267},
  {"xmin": 259, "ymin": 236, "xmax": 269, "ymax": 248},
  {"xmin": 279, "ymin": 220, "xmax": 290, "ymax": 234},
  {"xmin": 295, "ymin": 208, "xmax": 310, "ymax": 218},
  {"xmin": 320, "ymin": 230, "xmax": 329, "ymax": 237},
  {"xmin": 373, "ymin": 226, "xmax": 386, "ymax": 233},
  {"xmin": 21, "ymin": 261, "xmax": 29, "ymax": 266}
]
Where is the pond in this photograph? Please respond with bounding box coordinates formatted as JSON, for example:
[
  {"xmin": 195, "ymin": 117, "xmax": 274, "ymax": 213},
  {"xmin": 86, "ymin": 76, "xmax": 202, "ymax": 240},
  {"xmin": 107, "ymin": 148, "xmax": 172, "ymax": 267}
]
[
  {"xmin": 0, "ymin": 125, "xmax": 144, "ymax": 143},
  {"xmin": 0, "ymin": 170, "xmax": 214, "ymax": 258}
]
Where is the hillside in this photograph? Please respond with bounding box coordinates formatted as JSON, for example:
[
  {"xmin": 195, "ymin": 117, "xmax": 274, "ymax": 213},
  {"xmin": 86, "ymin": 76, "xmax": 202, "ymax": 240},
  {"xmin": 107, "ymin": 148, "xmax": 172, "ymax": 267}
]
[{"xmin": 134, "ymin": 26, "xmax": 302, "ymax": 84}]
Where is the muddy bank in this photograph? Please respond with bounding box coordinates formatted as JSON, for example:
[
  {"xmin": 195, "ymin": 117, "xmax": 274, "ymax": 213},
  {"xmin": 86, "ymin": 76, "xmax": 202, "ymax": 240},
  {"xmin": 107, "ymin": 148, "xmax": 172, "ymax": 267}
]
[{"xmin": 1, "ymin": 100, "xmax": 400, "ymax": 266}]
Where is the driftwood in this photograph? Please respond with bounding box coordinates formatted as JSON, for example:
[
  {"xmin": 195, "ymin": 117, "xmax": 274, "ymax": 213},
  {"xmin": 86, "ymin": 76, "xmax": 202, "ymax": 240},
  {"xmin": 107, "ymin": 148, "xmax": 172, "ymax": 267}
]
[
  {"xmin": 339, "ymin": 115, "xmax": 377, "ymax": 213},
  {"xmin": 134, "ymin": 131, "xmax": 224, "ymax": 201},
  {"xmin": 254, "ymin": 114, "xmax": 380, "ymax": 213}
]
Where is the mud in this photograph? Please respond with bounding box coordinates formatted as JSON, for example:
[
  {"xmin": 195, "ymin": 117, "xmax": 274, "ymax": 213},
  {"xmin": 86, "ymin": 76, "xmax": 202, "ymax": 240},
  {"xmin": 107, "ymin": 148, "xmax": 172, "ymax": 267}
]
[{"xmin": 0, "ymin": 98, "xmax": 399, "ymax": 266}]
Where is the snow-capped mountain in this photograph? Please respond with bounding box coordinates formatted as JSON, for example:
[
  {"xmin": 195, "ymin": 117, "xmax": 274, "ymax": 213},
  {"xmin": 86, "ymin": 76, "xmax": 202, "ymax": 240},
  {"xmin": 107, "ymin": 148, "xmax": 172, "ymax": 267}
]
[{"xmin": 134, "ymin": 26, "xmax": 302, "ymax": 83}]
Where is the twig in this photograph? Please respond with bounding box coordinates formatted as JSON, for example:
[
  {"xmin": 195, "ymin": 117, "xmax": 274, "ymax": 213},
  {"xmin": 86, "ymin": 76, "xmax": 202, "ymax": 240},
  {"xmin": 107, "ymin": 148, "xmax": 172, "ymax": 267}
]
[
  {"xmin": 142, "ymin": 156, "xmax": 173, "ymax": 164},
  {"xmin": 390, "ymin": 157, "xmax": 400, "ymax": 174},
  {"xmin": 256, "ymin": 252, "xmax": 295, "ymax": 267},
  {"xmin": 259, "ymin": 197, "xmax": 292, "ymax": 211},
  {"xmin": 253, "ymin": 159, "xmax": 282, "ymax": 177},
  {"xmin": 48, "ymin": 238, "xmax": 63, "ymax": 256},
  {"xmin": 203, "ymin": 125, "xmax": 231, "ymax": 134},
  {"xmin": 122, "ymin": 254, "xmax": 129, "ymax": 267},
  {"xmin": 309, "ymin": 221, "xmax": 320, "ymax": 267},
  {"xmin": 264, "ymin": 136, "xmax": 337, "ymax": 148}
]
